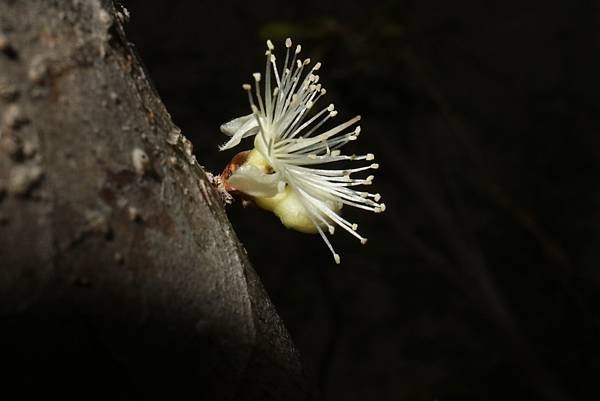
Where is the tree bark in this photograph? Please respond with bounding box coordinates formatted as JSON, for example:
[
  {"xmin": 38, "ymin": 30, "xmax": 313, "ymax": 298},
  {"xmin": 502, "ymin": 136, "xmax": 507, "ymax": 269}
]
[{"xmin": 0, "ymin": 1, "xmax": 309, "ymax": 400}]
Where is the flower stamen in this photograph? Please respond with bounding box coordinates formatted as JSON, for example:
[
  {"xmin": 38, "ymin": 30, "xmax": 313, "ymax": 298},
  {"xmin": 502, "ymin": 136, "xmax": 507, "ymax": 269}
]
[{"xmin": 219, "ymin": 38, "xmax": 385, "ymax": 263}]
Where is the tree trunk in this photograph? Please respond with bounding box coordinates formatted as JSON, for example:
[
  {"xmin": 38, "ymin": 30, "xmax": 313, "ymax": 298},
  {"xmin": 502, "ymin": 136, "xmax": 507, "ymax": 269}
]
[{"xmin": 0, "ymin": 1, "xmax": 309, "ymax": 400}]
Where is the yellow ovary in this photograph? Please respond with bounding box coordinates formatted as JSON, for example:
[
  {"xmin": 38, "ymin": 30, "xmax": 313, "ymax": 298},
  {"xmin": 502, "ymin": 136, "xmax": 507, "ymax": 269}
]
[{"xmin": 246, "ymin": 149, "xmax": 341, "ymax": 234}]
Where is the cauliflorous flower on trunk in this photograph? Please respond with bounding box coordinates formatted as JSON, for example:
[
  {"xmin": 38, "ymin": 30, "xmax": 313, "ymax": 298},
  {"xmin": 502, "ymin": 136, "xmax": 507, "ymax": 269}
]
[{"xmin": 219, "ymin": 38, "xmax": 385, "ymax": 264}]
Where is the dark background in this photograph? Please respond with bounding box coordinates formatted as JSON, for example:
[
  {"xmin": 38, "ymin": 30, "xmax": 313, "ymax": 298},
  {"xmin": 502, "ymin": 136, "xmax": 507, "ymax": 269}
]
[{"xmin": 124, "ymin": 1, "xmax": 600, "ymax": 400}]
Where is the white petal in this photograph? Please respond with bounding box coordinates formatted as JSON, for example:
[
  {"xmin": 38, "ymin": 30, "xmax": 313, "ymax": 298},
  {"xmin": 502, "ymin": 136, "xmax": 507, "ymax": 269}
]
[
  {"xmin": 220, "ymin": 114, "xmax": 258, "ymax": 136},
  {"xmin": 228, "ymin": 164, "xmax": 285, "ymax": 198},
  {"xmin": 219, "ymin": 114, "xmax": 260, "ymax": 151}
]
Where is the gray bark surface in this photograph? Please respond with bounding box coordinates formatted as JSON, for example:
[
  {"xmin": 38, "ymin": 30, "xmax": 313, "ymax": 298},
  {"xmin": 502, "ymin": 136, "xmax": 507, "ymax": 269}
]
[{"xmin": 0, "ymin": 1, "xmax": 309, "ymax": 400}]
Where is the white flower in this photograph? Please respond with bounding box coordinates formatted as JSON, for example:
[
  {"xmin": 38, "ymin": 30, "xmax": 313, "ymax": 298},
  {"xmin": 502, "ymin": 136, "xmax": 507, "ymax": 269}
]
[{"xmin": 219, "ymin": 38, "xmax": 385, "ymax": 264}]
